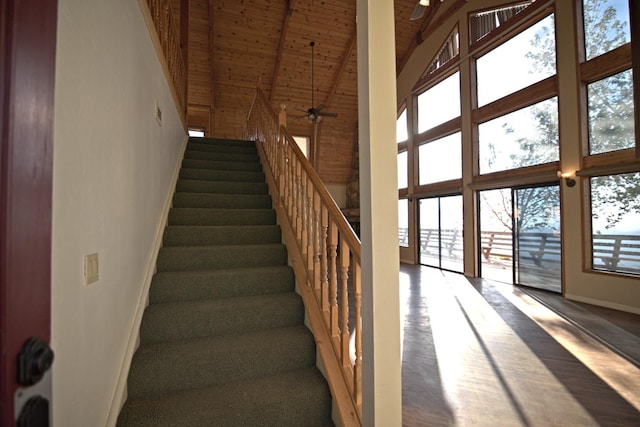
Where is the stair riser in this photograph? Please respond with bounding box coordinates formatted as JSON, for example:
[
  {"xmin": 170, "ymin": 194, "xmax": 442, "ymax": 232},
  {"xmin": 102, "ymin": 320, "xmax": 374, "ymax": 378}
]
[
  {"xmin": 186, "ymin": 142, "xmax": 257, "ymax": 155},
  {"xmin": 179, "ymin": 168, "xmax": 265, "ymax": 183},
  {"xmin": 140, "ymin": 293, "xmax": 304, "ymax": 344},
  {"xmin": 176, "ymin": 180, "xmax": 268, "ymax": 195},
  {"xmin": 168, "ymin": 208, "xmax": 275, "ymax": 226},
  {"xmin": 149, "ymin": 266, "xmax": 295, "ymax": 304},
  {"xmin": 163, "ymin": 225, "xmax": 281, "ymax": 246},
  {"xmin": 184, "ymin": 151, "xmax": 258, "ymax": 163},
  {"xmin": 172, "ymin": 193, "xmax": 271, "ymax": 209},
  {"xmin": 127, "ymin": 327, "xmax": 316, "ymax": 398},
  {"xmin": 181, "ymin": 158, "xmax": 262, "ymax": 172},
  {"xmin": 156, "ymin": 245, "xmax": 288, "ymax": 272}
]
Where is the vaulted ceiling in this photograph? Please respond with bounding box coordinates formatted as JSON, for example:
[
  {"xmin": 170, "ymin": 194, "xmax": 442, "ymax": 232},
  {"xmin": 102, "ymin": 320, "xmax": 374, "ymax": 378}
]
[{"xmin": 185, "ymin": 0, "xmax": 466, "ymax": 184}]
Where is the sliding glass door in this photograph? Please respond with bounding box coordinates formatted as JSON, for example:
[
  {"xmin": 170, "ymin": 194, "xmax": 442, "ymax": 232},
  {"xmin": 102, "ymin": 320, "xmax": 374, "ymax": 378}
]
[
  {"xmin": 478, "ymin": 184, "xmax": 561, "ymax": 292},
  {"xmin": 419, "ymin": 195, "xmax": 463, "ymax": 273}
]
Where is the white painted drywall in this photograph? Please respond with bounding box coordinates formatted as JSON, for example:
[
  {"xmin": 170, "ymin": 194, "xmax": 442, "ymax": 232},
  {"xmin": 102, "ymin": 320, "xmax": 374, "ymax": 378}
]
[{"xmin": 52, "ymin": 0, "xmax": 185, "ymax": 425}]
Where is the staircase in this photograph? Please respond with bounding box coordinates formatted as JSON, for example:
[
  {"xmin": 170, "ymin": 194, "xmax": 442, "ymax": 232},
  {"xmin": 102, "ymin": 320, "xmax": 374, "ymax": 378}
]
[{"xmin": 117, "ymin": 138, "xmax": 334, "ymax": 426}]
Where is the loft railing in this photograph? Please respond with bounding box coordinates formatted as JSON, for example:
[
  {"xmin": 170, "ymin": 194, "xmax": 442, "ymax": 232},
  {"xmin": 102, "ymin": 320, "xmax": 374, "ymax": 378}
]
[
  {"xmin": 140, "ymin": 0, "xmax": 187, "ymax": 118},
  {"xmin": 244, "ymin": 87, "xmax": 362, "ymax": 427}
]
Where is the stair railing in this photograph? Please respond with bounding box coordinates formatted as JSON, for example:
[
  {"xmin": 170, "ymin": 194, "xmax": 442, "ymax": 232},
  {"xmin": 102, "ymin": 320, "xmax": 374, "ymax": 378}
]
[{"xmin": 244, "ymin": 87, "xmax": 362, "ymax": 427}]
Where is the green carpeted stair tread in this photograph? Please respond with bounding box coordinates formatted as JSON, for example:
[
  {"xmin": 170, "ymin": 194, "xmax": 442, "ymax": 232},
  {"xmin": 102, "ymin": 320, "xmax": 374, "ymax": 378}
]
[
  {"xmin": 163, "ymin": 224, "xmax": 281, "ymax": 246},
  {"xmin": 149, "ymin": 266, "xmax": 295, "ymax": 303},
  {"xmin": 156, "ymin": 244, "xmax": 287, "ymax": 272},
  {"xmin": 172, "ymin": 192, "xmax": 272, "ymax": 209},
  {"xmin": 168, "ymin": 207, "xmax": 275, "ymax": 226},
  {"xmin": 181, "ymin": 158, "xmax": 262, "ymax": 172},
  {"xmin": 179, "ymin": 168, "xmax": 265, "ymax": 183},
  {"xmin": 127, "ymin": 325, "xmax": 317, "ymax": 398},
  {"xmin": 176, "ymin": 179, "xmax": 268, "ymax": 195},
  {"xmin": 186, "ymin": 141, "xmax": 257, "ymax": 155},
  {"xmin": 121, "ymin": 137, "xmax": 333, "ymax": 424},
  {"xmin": 140, "ymin": 292, "xmax": 304, "ymax": 344},
  {"xmin": 117, "ymin": 367, "xmax": 333, "ymax": 427},
  {"xmin": 183, "ymin": 150, "xmax": 259, "ymax": 163}
]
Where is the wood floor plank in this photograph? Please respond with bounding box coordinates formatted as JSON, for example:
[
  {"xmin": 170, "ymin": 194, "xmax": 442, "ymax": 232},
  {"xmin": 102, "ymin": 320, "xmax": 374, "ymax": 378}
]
[{"xmin": 400, "ymin": 264, "xmax": 640, "ymax": 426}]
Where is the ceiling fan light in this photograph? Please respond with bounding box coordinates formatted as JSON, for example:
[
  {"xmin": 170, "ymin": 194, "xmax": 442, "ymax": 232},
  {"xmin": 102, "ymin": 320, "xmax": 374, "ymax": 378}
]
[{"xmin": 419, "ymin": 0, "xmax": 429, "ymax": 6}]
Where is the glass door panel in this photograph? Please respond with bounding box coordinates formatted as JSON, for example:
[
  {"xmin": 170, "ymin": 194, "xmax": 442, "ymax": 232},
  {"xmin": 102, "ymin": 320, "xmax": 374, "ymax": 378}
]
[
  {"xmin": 479, "ymin": 189, "xmax": 513, "ymax": 283},
  {"xmin": 440, "ymin": 195, "xmax": 463, "ymax": 272},
  {"xmin": 419, "ymin": 198, "xmax": 439, "ymax": 267},
  {"xmin": 514, "ymin": 185, "xmax": 561, "ymax": 292},
  {"xmin": 419, "ymin": 195, "xmax": 464, "ymax": 272}
]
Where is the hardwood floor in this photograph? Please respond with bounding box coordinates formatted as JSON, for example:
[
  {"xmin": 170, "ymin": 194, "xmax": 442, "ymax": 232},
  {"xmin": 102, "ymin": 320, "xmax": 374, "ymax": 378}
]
[{"xmin": 400, "ymin": 264, "xmax": 640, "ymax": 426}]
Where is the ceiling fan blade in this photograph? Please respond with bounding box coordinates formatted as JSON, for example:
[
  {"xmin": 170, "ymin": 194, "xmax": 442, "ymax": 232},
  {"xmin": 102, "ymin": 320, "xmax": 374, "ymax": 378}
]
[
  {"xmin": 410, "ymin": 3, "xmax": 426, "ymax": 20},
  {"xmin": 318, "ymin": 112, "xmax": 337, "ymax": 118}
]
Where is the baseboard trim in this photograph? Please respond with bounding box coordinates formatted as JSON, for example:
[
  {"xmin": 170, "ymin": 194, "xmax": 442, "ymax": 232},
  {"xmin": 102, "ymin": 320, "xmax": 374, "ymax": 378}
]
[
  {"xmin": 104, "ymin": 135, "xmax": 188, "ymax": 427},
  {"xmin": 564, "ymin": 293, "xmax": 640, "ymax": 315}
]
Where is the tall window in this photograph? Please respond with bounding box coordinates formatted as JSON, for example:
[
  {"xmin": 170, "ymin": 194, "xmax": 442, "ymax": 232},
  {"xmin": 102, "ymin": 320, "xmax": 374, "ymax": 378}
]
[
  {"xmin": 417, "ymin": 72, "xmax": 460, "ymax": 133},
  {"xmin": 397, "ymin": 108, "xmax": 408, "ymax": 143},
  {"xmin": 476, "ymin": 14, "xmax": 556, "ymax": 107},
  {"xmin": 582, "ymin": 0, "xmax": 639, "ymax": 276},
  {"xmin": 419, "ymin": 132, "xmax": 462, "ymax": 184},
  {"xmin": 478, "ymin": 98, "xmax": 559, "ymax": 175},
  {"xmin": 590, "ymin": 172, "xmax": 640, "ymax": 275},
  {"xmin": 419, "ymin": 195, "xmax": 463, "ymax": 272}
]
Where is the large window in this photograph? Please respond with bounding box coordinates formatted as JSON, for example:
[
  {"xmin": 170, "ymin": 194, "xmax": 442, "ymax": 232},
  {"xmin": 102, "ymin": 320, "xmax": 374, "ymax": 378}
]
[
  {"xmin": 397, "ymin": 151, "xmax": 408, "ymax": 189},
  {"xmin": 582, "ymin": 0, "xmax": 638, "ymax": 277},
  {"xmin": 590, "ymin": 172, "xmax": 640, "ymax": 275},
  {"xmin": 587, "ymin": 70, "xmax": 635, "ymax": 155},
  {"xmin": 397, "ymin": 108, "xmax": 408, "ymax": 143},
  {"xmin": 417, "ymin": 72, "xmax": 460, "ymax": 133},
  {"xmin": 478, "ymin": 98, "xmax": 559, "ymax": 175},
  {"xmin": 583, "ymin": 0, "xmax": 631, "ymax": 61},
  {"xmin": 418, "ymin": 132, "xmax": 462, "ymax": 185},
  {"xmin": 476, "ymin": 14, "xmax": 556, "ymax": 107}
]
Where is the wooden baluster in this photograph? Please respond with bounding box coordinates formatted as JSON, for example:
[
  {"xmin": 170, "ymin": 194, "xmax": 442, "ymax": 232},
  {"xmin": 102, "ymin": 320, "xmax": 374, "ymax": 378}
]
[
  {"xmin": 329, "ymin": 220, "xmax": 339, "ymax": 339},
  {"xmin": 307, "ymin": 177, "xmax": 314, "ymax": 273},
  {"xmin": 287, "ymin": 145, "xmax": 294, "ymax": 221},
  {"xmin": 313, "ymin": 191, "xmax": 322, "ymax": 298},
  {"xmin": 353, "ymin": 260, "xmax": 362, "ymax": 409},
  {"xmin": 320, "ymin": 206, "xmax": 330, "ymax": 321},
  {"xmin": 300, "ymin": 171, "xmax": 308, "ymax": 263},
  {"xmin": 339, "ymin": 240, "xmax": 350, "ymax": 368},
  {"xmin": 295, "ymin": 161, "xmax": 303, "ymax": 245}
]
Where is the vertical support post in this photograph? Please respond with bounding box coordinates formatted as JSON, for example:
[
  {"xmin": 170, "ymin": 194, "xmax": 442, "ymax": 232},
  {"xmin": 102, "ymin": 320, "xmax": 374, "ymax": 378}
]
[
  {"xmin": 339, "ymin": 241, "xmax": 351, "ymax": 368},
  {"xmin": 328, "ymin": 220, "xmax": 339, "ymax": 339},
  {"xmin": 357, "ymin": 0, "xmax": 402, "ymax": 424}
]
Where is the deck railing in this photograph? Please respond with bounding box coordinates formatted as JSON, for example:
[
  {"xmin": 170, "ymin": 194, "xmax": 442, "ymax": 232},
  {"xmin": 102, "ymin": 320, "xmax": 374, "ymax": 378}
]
[
  {"xmin": 402, "ymin": 227, "xmax": 640, "ymax": 275},
  {"xmin": 244, "ymin": 87, "xmax": 362, "ymax": 426}
]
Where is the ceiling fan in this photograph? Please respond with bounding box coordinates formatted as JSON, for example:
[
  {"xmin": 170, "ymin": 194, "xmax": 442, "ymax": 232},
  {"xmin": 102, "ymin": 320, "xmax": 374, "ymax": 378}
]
[
  {"xmin": 410, "ymin": 0, "xmax": 430, "ymax": 21},
  {"xmin": 298, "ymin": 41, "xmax": 337, "ymax": 124}
]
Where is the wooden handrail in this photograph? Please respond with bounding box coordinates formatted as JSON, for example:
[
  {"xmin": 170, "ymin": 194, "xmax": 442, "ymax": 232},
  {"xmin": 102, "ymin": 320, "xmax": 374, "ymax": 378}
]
[
  {"xmin": 140, "ymin": 0, "xmax": 187, "ymax": 119},
  {"xmin": 244, "ymin": 87, "xmax": 363, "ymax": 426}
]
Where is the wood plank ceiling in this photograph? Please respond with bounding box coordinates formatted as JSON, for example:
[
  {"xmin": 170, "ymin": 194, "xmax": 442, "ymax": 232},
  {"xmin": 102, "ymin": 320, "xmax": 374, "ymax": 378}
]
[{"xmin": 186, "ymin": 0, "xmax": 460, "ymax": 185}]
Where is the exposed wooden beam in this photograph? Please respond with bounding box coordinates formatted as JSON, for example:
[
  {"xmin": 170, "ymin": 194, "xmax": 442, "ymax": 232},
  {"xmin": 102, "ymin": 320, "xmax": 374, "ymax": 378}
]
[
  {"xmin": 270, "ymin": 0, "xmax": 296, "ymax": 102},
  {"xmin": 323, "ymin": 29, "xmax": 356, "ymax": 108}
]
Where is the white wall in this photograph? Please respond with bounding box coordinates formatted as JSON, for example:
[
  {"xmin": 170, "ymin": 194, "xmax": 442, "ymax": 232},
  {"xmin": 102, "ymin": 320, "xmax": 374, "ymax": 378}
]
[{"xmin": 52, "ymin": 0, "xmax": 186, "ymax": 425}]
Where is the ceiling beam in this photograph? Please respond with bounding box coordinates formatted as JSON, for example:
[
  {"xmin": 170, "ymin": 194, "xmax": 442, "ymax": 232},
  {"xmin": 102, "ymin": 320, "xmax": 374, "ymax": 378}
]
[
  {"xmin": 323, "ymin": 28, "xmax": 356, "ymax": 108},
  {"xmin": 270, "ymin": 0, "xmax": 296, "ymax": 102}
]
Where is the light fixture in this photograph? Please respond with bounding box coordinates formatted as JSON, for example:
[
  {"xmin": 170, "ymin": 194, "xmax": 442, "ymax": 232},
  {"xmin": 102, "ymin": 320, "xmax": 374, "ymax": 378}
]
[
  {"xmin": 558, "ymin": 171, "xmax": 576, "ymax": 188},
  {"xmin": 419, "ymin": 0, "xmax": 429, "ymax": 6}
]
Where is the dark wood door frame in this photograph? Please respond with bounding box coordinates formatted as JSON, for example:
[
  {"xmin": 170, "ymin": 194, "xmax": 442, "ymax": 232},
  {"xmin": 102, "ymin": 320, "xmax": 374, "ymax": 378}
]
[{"xmin": 0, "ymin": 0, "xmax": 57, "ymax": 424}]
